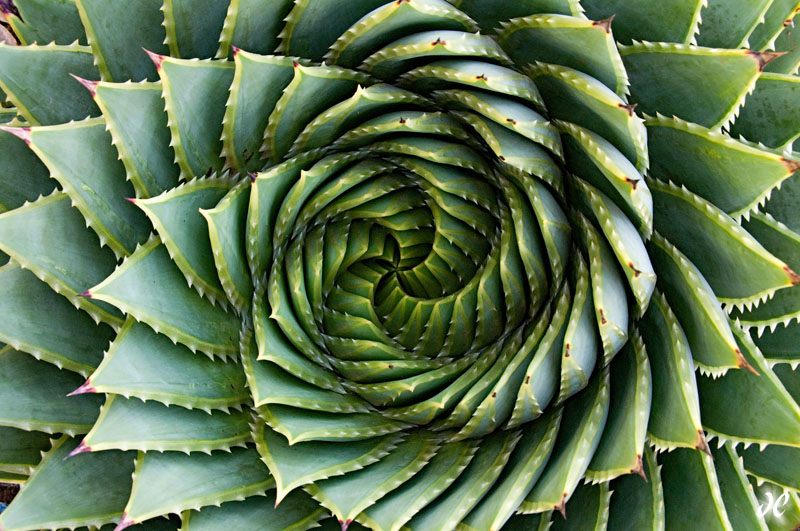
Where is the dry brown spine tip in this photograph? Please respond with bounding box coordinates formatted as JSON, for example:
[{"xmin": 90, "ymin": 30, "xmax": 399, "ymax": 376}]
[
  {"xmin": 556, "ymin": 492, "xmax": 568, "ymax": 519},
  {"xmin": 631, "ymin": 454, "xmax": 648, "ymax": 482},
  {"xmin": 786, "ymin": 266, "xmax": 800, "ymax": 285},
  {"xmin": 735, "ymin": 349, "xmax": 759, "ymax": 375},
  {"xmin": 625, "ymin": 177, "xmax": 640, "ymax": 189},
  {"xmin": 618, "ymin": 102, "xmax": 638, "ymax": 116},
  {"xmin": 506, "ymin": 118, "xmax": 517, "ymax": 125},
  {"xmin": 747, "ymin": 50, "xmax": 787, "ymax": 71},
  {"xmin": 695, "ymin": 430, "xmax": 713, "ymax": 458},
  {"xmin": 781, "ymin": 157, "xmax": 800, "ymax": 174},
  {"xmin": 592, "ymin": 14, "xmax": 616, "ymax": 33}
]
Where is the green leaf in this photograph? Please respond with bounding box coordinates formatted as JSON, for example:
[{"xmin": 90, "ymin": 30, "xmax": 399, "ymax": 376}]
[
  {"xmin": 324, "ymin": 0, "xmax": 478, "ymax": 69},
  {"xmin": 580, "ymin": 0, "xmax": 703, "ymax": 44},
  {"xmin": 658, "ymin": 447, "xmax": 733, "ymax": 530},
  {"xmin": 253, "ymin": 421, "xmax": 400, "ymax": 503},
  {"xmin": 0, "ymin": 265, "xmax": 115, "ymax": 376},
  {"xmin": 305, "ymin": 433, "xmax": 440, "ymax": 527},
  {"xmin": 0, "ymin": 123, "xmax": 55, "ymax": 212},
  {"xmin": 0, "ymin": 43, "xmax": 99, "ymax": 125},
  {"xmin": 449, "ymin": 0, "xmax": 582, "ymax": 32},
  {"xmin": 80, "ymin": 395, "xmax": 251, "ymax": 454},
  {"xmin": 18, "ymin": 118, "xmax": 151, "ymax": 257},
  {"xmin": 88, "ymin": 238, "xmax": 241, "ymax": 358},
  {"xmin": 750, "ymin": 481, "xmax": 800, "ymax": 531},
  {"xmin": 0, "ymin": 347, "xmax": 102, "ymax": 435},
  {"xmin": 6, "ymin": 0, "xmax": 86, "ymax": 45},
  {"xmin": 549, "ymin": 481, "xmax": 611, "ymax": 531},
  {"xmin": 216, "ymin": 0, "xmax": 294, "ymax": 58},
  {"xmin": 181, "ymin": 490, "xmax": 327, "ymax": 531},
  {"xmin": 531, "ymin": 64, "xmax": 649, "ymax": 174},
  {"xmin": 357, "ymin": 439, "xmax": 479, "ymax": 531},
  {"xmin": 639, "ymin": 293, "xmax": 706, "ymax": 451},
  {"xmin": 695, "ymin": 0, "xmax": 772, "ymax": 48},
  {"xmin": 753, "ymin": 321, "xmax": 800, "ymax": 364},
  {"xmin": 731, "ymin": 73, "xmax": 800, "ymax": 150},
  {"xmin": 0, "ymin": 192, "xmax": 123, "ymax": 327},
  {"xmin": 279, "ymin": 0, "xmax": 388, "ymax": 62},
  {"xmin": 647, "ymin": 232, "xmax": 746, "ymax": 374},
  {"xmin": 74, "ymin": 0, "xmax": 168, "ymax": 81},
  {"xmin": 241, "ymin": 331, "xmax": 371, "ymax": 413},
  {"xmin": 649, "ymin": 178, "xmax": 797, "ymax": 306},
  {"xmin": 405, "ymin": 430, "xmax": 521, "ymax": 531},
  {"xmin": 496, "ymin": 13, "xmax": 627, "ymax": 96},
  {"xmin": 586, "ymin": 331, "xmax": 651, "ymax": 482},
  {"xmin": 741, "ymin": 443, "xmax": 800, "ymax": 492},
  {"xmin": 459, "ymin": 410, "xmax": 561, "ymax": 531},
  {"xmin": 619, "ymin": 42, "xmax": 764, "ymax": 129},
  {"xmin": 121, "ymin": 447, "xmax": 273, "ymax": 527},
  {"xmin": 222, "ymin": 51, "xmax": 296, "ymax": 172},
  {"xmin": 162, "ymin": 0, "xmax": 229, "ymax": 59},
  {"xmin": 764, "ymin": 21, "xmax": 800, "ymax": 74},
  {"xmin": 646, "ymin": 114, "xmax": 798, "ymax": 217},
  {"xmin": 200, "ymin": 182, "xmax": 252, "ymax": 311},
  {"xmin": 607, "ymin": 447, "xmax": 665, "ymax": 531},
  {"xmin": 711, "ymin": 442, "xmax": 769, "ymax": 531},
  {"xmin": 0, "ymin": 427, "xmax": 50, "ymax": 475},
  {"xmin": 135, "ymin": 176, "xmax": 234, "ymax": 306},
  {"xmin": 259, "ymin": 404, "xmax": 409, "ymax": 444},
  {"xmin": 697, "ymin": 324, "xmax": 800, "ymax": 447},
  {"xmin": 158, "ymin": 56, "xmax": 234, "ymax": 180},
  {"xmin": 86, "ymin": 319, "xmax": 248, "ymax": 412},
  {"xmin": 93, "ymin": 81, "xmax": 181, "ymax": 199},
  {"xmin": 747, "ymin": 0, "xmax": 800, "ymax": 50},
  {"xmin": 0, "ymin": 436, "xmax": 134, "ymax": 531},
  {"xmin": 520, "ymin": 368, "xmax": 610, "ymax": 516},
  {"xmin": 263, "ymin": 63, "xmax": 370, "ymax": 163}
]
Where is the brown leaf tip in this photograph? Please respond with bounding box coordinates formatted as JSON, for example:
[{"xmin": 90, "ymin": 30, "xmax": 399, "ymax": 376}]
[
  {"xmin": 69, "ymin": 74, "xmax": 98, "ymax": 97},
  {"xmin": 781, "ymin": 157, "xmax": 800, "ymax": 174},
  {"xmin": 786, "ymin": 266, "xmax": 800, "ymax": 285},
  {"xmin": 555, "ymin": 492, "xmax": 568, "ymax": 519},
  {"xmin": 695, "ymin": 430, "xmax": 713, "ymax": 458},
  {"xmin": 0, "ymin": 125, "xmax": 31, "ymax": 144},
  {"xmin": 142, "ymin": 48, "xmax": 164, "ymax": 70},
  {"xmin": 618, "ymin": 102, "xmax": 638, "ymax": 116},
  {"xmin": 747, "ymin": 50, "xmax": 787, "ymax": 71},
  {"xmin": 631, "ymin": 454, "xmax": 648, "ymax": 482},
  {"xmin": 734, "ymin": 349, "xmax": 759, "ymax": 375},
  {"xmin": 592, "ymin": 14, "xmax": 616, "ymax": 33}
]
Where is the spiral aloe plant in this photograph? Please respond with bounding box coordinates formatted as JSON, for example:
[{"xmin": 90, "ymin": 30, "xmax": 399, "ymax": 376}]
[{"xmin": 0, "ymin": 0, "xmax": 799, "ymax": 529}]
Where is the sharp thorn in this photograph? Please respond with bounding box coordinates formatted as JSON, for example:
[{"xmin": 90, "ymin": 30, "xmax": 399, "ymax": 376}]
[
  {"xmin": 0, "ymin": 125, "xmax": 31, "ymax": 144},
  {"xmin": 69, "ymin": 73, "xmax": 98, "ymax": 96},
  {"xmin": 593, "ymin": 14, "xmax": 615, "ymax": 33},
  {"xmin": 142, "ymin": 48, "xmax": 164, "ymax": 70},
  {"xmin": 114, "ymin": 513, "xmax": 136, "ymax": 531},
  {"xmin": 66, "ymin": 440, "xmax": 92, "ymax": 458},
  {"xmin": 78, "ymin": 290, "xmax": 92, "ymax": 298},
  {"xmin": 747, "ymin": 50, "xmax": 788, "ymax": 71},
  {"xmin": 68, "ymin": 380, "xmax": 96, "ymax": 396}
]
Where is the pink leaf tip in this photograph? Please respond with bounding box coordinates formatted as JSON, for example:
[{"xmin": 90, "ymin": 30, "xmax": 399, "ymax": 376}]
[
  {"xmin": 124, "ymin": 197, "xmax": 138, "ymax": 204},
  {"xmin": 69, "ymin": 74, "xmax": 98, "ymax": 96},
  {"xmin": 341, "ymin": 520, "xmax": 352, "ymax": 531},
  {"xmin": 78, "ymin": 290, "xmax": 92, "ymax": 298},
  {"xmin": 142, "ymin": 48, "xmax": 164, "ymax": 70},
  {"xmin": 66, "ymin": 440, "xmax": 92, "ymax": 458},
  {"xmin": 248, "ymin": 172, "xmax": 258, "ymax": 183},
  {"xmin": 114, "ymin": 513, "xmax": 136, "ymax": 531},
  {"xmin": 67, "ymin": 380, "xmax": 96, "ymax": 396},
  {"xmin": 0, "ymin": 125, "xmax": 31, "ymax": 144},
  {"xmin": 231, "ymin": 45, "xmax": 241, "ymax": 56}
]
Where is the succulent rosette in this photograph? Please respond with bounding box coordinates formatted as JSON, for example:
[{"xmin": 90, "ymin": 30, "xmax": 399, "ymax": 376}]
[{"xmin": 1, "ymin": 0, "xmax": 800, "ymax": 530}]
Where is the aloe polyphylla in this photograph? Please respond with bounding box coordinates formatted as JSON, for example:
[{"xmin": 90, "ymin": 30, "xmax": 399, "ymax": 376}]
[{"xmin": 0, "ymin": 0, "xmax": 799, "ymax": 529}]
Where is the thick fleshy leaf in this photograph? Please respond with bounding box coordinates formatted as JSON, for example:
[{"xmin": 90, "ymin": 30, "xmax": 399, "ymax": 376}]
[
  {"xmin": 765, "ymin": 20, "xmax": 800, "ymax": 74},
  {"xmin": 741, "ymin": 443, "xmax": 800, "ymax": 493},
  {"xmin": 695, "ymin": 0, "xmax": 772, "ymax": 49},
  {"xmin": 581, "ymin": 0, "xmax": 704, "ymax": 44},
  {"xmin": 747, "ymin": 0, "xmax": 800, "ymax": 50},
  {"xmin": 0, "ymin": 43, "xmax": 99, "ymax": 125},
  {"xmin": 180, "ymin": 490, "xmax": 327, "ymax": 531},
  {"xmin": 93, "ymin": 81, "xmax": 181, "ymax": 199},
  {"xmin": 0, "ymin": 123, "xmax": 55, "ymax": 212},
  {"xmin": 253, "ymin": 422, "xmax": 400, "ymax": 503},
  {"xmin": 80, "ymin": 396, "xmax": 251, "ymax": 454},
  {"xmin": 711, "ymin": 442, "xmax": 769, "ymax": 531},
  {"xmin": 639, "ymin": 293, "xmax": 706, "ymax": 451},
  {"xmin": 649, "ymin": 178, "xmax": 797, "ymax": 306},
  {"xmin": 619, "ymin": 42, "xmax": 766, "ymax": 129},
  {"xmin": 731, "ymin": 73, "xmax": 800, "ymax": 150},
  {"xmin": 607, "ymin": 447, "xmax": 665, "ymax": 531},
  {"xmin": 305, "ymin": 433, "xmax": 440, "ymax": 527},
  {"xmin": 646, "ymin": 114, "xmax": 798, "ymax": 217},
  {"xmin": 697, "ymin": 325, "xmax": 800, "ymax": 447},
  {"xmin": 74, "ymin": 0, "xmax": 168, "ymax": 81},
  {"xmin": 0, "ymin": 436, "xmax": 134, "ymax": 531},
  {"xmin": 162, "ymin": 0, "xmax": 229, "ymax": 59},
  {"xmin": 586, "ymin": 332, "xmax": 651, "ymax": 482},
  {"xmin": 88, "ymin": 238, "xmax": 241, "ymax": 358},
  {"xmin": 520, "ymin": 368, "xmax": 610, "ymax": 516},
  {"xmin": 5, "ymin": 0, "xmax": 86, "ymax": 45},
  {"xmin": 0, "ymin": 427, "xmax": 50, "ymax": 475},
  {"xmin": 121, "ymin": 447, "xmax": 273, "ymax": 527},
  {"xmin": 496, "ymin": 14, "xmax": 627, "ymax": 96},
  {"xmin": 86, "ymin": 319, "xmax": 248, "ymax": 412},
  {"xmin": 549, "ymin": 481, "xmax": 611, "ymax": 531},
  {"xmin": 0, "ymin": 192, "xmax": 123, "ymax": 327},
  {"xmin": 659, "ymin": 447, "xmax": 733, "ymax": 530},
  {"xmin": 0, "ymin": 264, "xmax": 115, "ymax": 376},
  {"xmin": 16, "ymin": 118, "xmax": 151, "ymax": 257},
  {"xmin": 158, "ymin": 56, "xmax": 234, "ymax": 180},
  {"xmin": 216, "ymin": 0, "xmax": 294, "ymax": 58},
  {"xmin": 0, "ymin": 347, "xmax": 102, "ymax": 435}
]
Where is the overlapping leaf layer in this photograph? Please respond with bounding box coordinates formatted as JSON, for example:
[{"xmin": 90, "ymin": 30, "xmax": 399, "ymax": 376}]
[{"xmin": 1, "ymin": 0, "xmax": 799, "ymax": 529}]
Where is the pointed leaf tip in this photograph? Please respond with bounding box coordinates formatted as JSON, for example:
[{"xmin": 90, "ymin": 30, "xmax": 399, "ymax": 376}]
[
  {"xmin": 782, "ymin": 158, "xmax": 800, "ymax": 174},
  {"xmin": 66, "ymin": 441, "xmax": 92, "ymax": 458},
  {"xmin": 0, "ymin": 125, "xmax": 31, "ymax": 144},
  {"xmin": 67, "ymin": 380, "xmax": 96, "ymax": 396},
  {"xmin": 747, "ymin": 50, "xmax": 788, "ymax": 71},
  {"xmin": 248, "ymin": 172, "xmax": 257, "ymax": 183},
  {"xmin": 786, "ymin": 266, "xmax": 800, "ymax": 285},
  {"xmin": 592, "ymin": 14, "xmax": 615, "ymax": 33},
  {"xmin": 632, "ymin": 454, "xmax": 648, "ymax": 482},
  {"xmin": 124, "ymin": 197, "xmax": 137, "ymax": 204},
  {"xmin": 78, "ymin": 290, "xmax": 92, "ymax": 298},
  {"xmin": 735, "ymin": 349, "xmax": 759, "ymax": 375},
  {"xmin": 695, "ymin": 430, "xmax": 713, "ymax": 458},
  {"xmin": 556, "ymin": 493, "xmax": 568, "ymax": 519},
  {"xmin": 69, "ymin": 74, "xmax": 98, "ymax": 97},
  {"xmin": 114, "ymin": 513, "xmax": 136, "ymax": 531},
  {"xmin": 142, "ymin": 48, "xmax": 164, "ymax": 69},
  {"xmin": 618, "ymin": 102, "xmax": 638, "ymax": 116},
  {"xmin": 231, "ymin": 45, "xmax": 240, "ymax": 56},
  {"xmin": 341, "ymin": 520, "xmax": 352, "ymax": 531}
]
